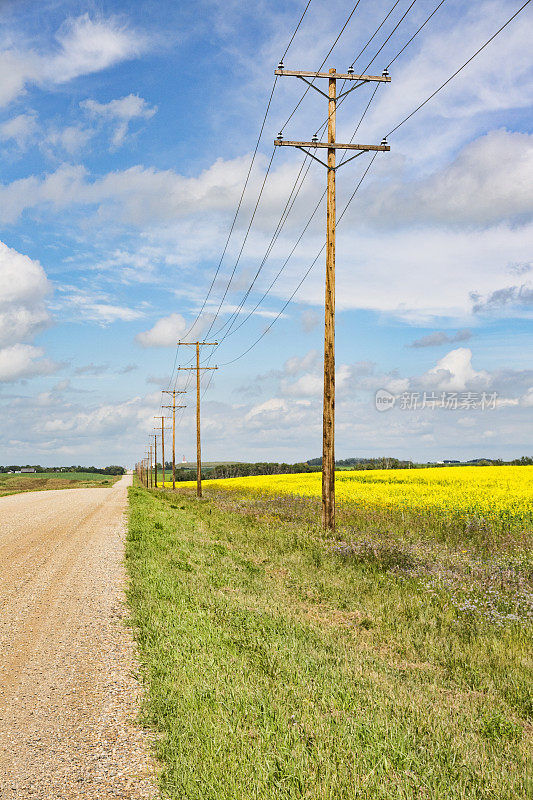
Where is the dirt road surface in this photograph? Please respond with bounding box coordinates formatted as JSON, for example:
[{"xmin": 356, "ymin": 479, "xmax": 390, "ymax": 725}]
[{"xmin": 0, "ymin": 475, "xmax": 157, "ymax": 799}]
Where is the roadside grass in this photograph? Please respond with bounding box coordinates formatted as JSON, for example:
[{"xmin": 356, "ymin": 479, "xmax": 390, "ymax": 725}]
[
  {"xmin": 126, "ymin": 485, "xmax": 532, "ymax": 799},
  {"xmin": 0, "ymin": 471, "xmax": 120, "ymax": 497}
]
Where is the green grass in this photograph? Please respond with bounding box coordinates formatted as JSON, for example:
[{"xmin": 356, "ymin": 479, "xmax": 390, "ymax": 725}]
[
  {"xmin": 0, "ymin": 471, "xmax": 120, "ymax": 497},
  {"xmin": 126, "ymin": 485, "xmax": 532, "ymax": 800}
]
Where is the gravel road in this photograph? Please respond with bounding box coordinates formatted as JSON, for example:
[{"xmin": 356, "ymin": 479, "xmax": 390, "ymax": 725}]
[{"xmin": 0, "ymin": 475, "xmax": 157, "ymax": 799}]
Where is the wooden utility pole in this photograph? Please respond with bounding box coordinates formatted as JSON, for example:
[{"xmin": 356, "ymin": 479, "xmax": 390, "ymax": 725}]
[
  {"xmin": 177, "ymin": 341, "xmax": 218, "ymax": 498},
  {"xmin": 148, "ymin": 446, "xmax": 153, "ymax": 488},
  {"xmin": 162, "ymin": 390, "xmax": 187, "ymax": 490},
  {"xmin": 274, "ymin": 64, "xmax": 390, "ymax": 530},
  {"xmin": 153, "ymin": 434, "xmax": 158, "ymax": 488},
  {"xmin": 154, "ymin": 416, "xmax": 172, "ymax": 489}
]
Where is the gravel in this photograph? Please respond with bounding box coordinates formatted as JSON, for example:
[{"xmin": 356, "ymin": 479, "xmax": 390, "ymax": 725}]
[{"xmin": 0, "ymin": 475, "xmax": 158, "ymax": 799}]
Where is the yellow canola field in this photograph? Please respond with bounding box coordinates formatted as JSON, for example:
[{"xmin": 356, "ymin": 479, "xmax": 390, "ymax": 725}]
[{"xmin": 175, "ymin": 466, "xmax": 533, "ymax": 530}]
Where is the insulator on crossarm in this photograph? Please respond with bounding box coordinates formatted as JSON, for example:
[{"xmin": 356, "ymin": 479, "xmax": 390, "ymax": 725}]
[
  {"xmin": 312, "ymin": 134, "xmax": 318, "ymax": 144},
  {"xmin": 382, "ymin": 68, "xmax": 390, "ymax": 77},
  {"xmin": 381, "ymin": 137, "xmax": 388, "ymax": 147},
  {"xmin": 347, "ymin": 66, "xmax": 354, "ymax": 75},
  {"xmin": 278, "ymin": 60, "xmax": 284, "ymax": 70},
  {"xmin": 277, "ymin": 131, "xmax": 283, "ymax": 141}
]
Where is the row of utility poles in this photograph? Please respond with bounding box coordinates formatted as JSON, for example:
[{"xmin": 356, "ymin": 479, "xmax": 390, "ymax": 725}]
[
  {"xmin": 136, "ymin": 341, "xmax": 218, "ymax": 499},
  {"xmin": 138, "ymin": 63, "xmax": 390, "ymax": 532}
]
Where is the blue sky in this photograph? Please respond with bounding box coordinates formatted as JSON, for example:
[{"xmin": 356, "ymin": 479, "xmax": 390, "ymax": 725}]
[{"xmin": 0, "ymin": 0, "xmax": 531, "ymax": 466}]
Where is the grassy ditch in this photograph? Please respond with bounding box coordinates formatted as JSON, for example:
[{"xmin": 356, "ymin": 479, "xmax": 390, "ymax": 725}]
[
  {"xmin": 0, "ymin": 471, "xmax": 120, "ymax": 497},
  {"xmin": 126, "ymin": 485, "xmax": 532, "ymax": 800}
]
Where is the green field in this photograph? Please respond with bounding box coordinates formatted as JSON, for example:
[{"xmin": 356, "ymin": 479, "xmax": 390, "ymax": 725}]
[
  {"xmin": 0, "ymin": 471, "xmax": 121, "ymax": 497},
  {"xmin": 126, "ymin": 484, "xmax": 532, "ymax": 799}
]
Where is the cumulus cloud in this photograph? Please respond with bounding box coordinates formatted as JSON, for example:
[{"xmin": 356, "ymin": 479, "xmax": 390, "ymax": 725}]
[
  {"xmin": 0, "ymin": 241, "xmax": 52, "ymax": 347},
  {"xmin": 420, "ymin": 348, "xmax": 491, "ymax": 392},
  {"xmin": 0, "ymin": 14, "xmax": 148, "ymax": 108},
  {"xmin": 367, "ymin": 131, "xmax": 533, "ymax": 227},
  {"xmin": 81, "ymin": 93, "xmax": 157, "ymax": 146},
  {"xmin": 135, "ymin": 313, "xmax": 188, "ymax": 347},
  {"xmin": 0, "ymin": 344, "xmax": 59, "ymax": 382}
]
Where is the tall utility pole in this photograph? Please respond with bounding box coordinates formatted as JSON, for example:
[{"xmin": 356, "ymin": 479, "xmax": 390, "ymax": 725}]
[
  {"xmin": 177, "ymin": 341, "xmax": 218, "ymax": 498},
  {"xmin": 162, "ymin": 390, "xmax": 187, "ymax": 490},
  {"xmin": 274, "ymin": 64, "xmax": 390, "ymax": 531},
  {"xmin": 148, "ymin": 446, "xmax": 153, "ymax": 488}
]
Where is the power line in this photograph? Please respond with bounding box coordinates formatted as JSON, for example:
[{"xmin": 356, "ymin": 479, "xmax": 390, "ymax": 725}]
[
  {"xmin": 211, "ymin": 152, "xmax": 314, "ymax": 338},
  {"xmin": 203, "ymin": 147, "xmax": 277, "ymax": 338},
  {"xmin": 281, "ymin": 0, "xmax": 314, "ymax": 60},
  {"xmin": 193, "ymin": 0, "xmax": 447, "ymax": 381},
  {"xmin": 316, "ymin": 0, "xmax": 424, "ymax": 134},
  {"xmin": 210, "ymin": 4, "xmax": 410, "ymax": 346},
  {"xmin": 387, "ymin": 0, "xmax": 532, "ymax": 136},
  {"xmin": 386, "ymin": 0, "xmax": 447, "ymax": 68},
  {"xmin": 279, "ymin": 0, "xmax": 363, "ymax": 132},
  {"xmin": 219, "ymin": 152, "xmax": 379, "ymax": 367},
  {"xmin": 214, "ymin": 0, "xmax": 532, "ymax": 368},
  {"xmin": 166, "ymin": 0, "xmax": 316, "ymax": 386},
  {"xmin": 202, "ymin": 1, "xmax": 368, "ymax": 340}
]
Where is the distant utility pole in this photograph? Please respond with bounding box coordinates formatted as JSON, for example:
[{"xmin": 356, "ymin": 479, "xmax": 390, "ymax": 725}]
[
  {"xmin": 162, "ymin": 390, "xmax": 187, "ymax": 490},
  {"xmin": 153, "ymin": 434, "xmax": 159, "ymax": 489},
  {"xmin": 177, "ymin": 341, "xmax": 218, "ymax": 498},
  {"xmin": 274, "ymin": 64, "xmax": 390, "ymax": 531},
  {"xmin": 148, "ymin": 446, "xmax": 153, "ymax": 488},
  {"xmin": 154, "ymin": 416, "xmax": 172, "ymax": 489}
]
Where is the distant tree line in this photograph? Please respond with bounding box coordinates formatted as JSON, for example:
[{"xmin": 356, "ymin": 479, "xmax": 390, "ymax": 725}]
[
  {"xmin": 155, "ymin": 461, "xmax": 322, "ymax": 481},
  {"xmin": 308, "ymin": 456, "xmax": 533, "ymax": 469},
  {"xmin": 0, "ymin": 464, "xmax": 126, "ymax": 474},
  {"xmin": 149, "ymin": 456, "xmax": 533, "ymax": 483},
  {"xmin": 308, "ymin": 457, "xmax": 416, "ymax": 469}
]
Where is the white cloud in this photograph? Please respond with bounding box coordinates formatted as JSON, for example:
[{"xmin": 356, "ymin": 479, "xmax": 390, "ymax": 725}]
[
  {"xmin": 44, "ymin": 124, "xmax": 93, "ymax": 156},
  {"xmin": 245, "ymin": 397, "xmax": 288, "ymax": 422},
  {"xmin": 0, "ymin": 14, "xmax": 147, "ymax": 108},
  {"xmin": 81, "ymin": 94, "xmax": 157, "ymax": 146},
  {"xmin": 0, "ymin": 113, "xmax": 38, "ymax": 148},
  {"xmin": 368, "ymin": 131, "xmax": 533, "ymax": 227},
  {"xmin": 135, "ymin": 313, "xmax": 188, "ymax": 347},
  {"xmin": 0, "ymin": 343, "xmax": 58, "ymax": 382},
  {"xmin": 0, "ymin": 241, "xmax": 51, "ymax": 347},
  {"xmin": 42, "ymin": 393, "xmax": 155, "ymax": 435},
  {"xmin": 421, "ymin": 348, "xmax": 491, "ymax": 392},
  {"xmin": 60, "ymin": 287, "xmax": 144, "ymax": 324},
  {"xmin": 283, "ymin": 372, "xmax": 322, "ymax": 397}
]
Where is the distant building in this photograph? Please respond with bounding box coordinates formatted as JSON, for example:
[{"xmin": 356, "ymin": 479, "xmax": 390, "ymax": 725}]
[
  {"xmin": 21, "ymin": 468, "xmax": 36, "ymax": 473},
  {"xmin": 181, "ymin": 455, "xmax": 187, "ymax": 463}
]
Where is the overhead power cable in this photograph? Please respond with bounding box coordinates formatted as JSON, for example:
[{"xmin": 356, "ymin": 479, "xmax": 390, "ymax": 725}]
[
  {"xmin": 161, "ymin": 0, "xmax": 316, "ymax": 396},
  {"xmin": 218, "ymin": 153, "xmax": 378, "ymax": 367},
  {"xmin": 210, "ymin": 2, "xmax": 413, "ymax": 346},
  {"xmin": 202, "ymin": 0, "xmax": 367, "ymax": 340},
  {"xmin": 208, "ymin": 0, "xmax": 532, "ymax": 371},
  {"xmin": 280, "ymin": 0, "xmax": 362, "ymax": 132},
  {"xmin": 212, "ymin": 0, "xmax": 425, "ymax": 348},
  {"xmin": 387, "ymin": 0, "xmax": 532, "ymax": 135}
]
